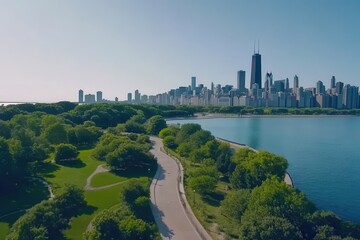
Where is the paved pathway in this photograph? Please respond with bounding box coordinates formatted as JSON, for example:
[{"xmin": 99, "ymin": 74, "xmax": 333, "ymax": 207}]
[{"xmin": 150, "ymin": 136, "xmax": 212, "ymax": 240}]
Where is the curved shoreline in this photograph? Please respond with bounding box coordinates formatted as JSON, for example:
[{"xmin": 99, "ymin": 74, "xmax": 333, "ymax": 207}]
[{"xmin": 216, "ymin": 137, "xmax": 294, "ymax": 187}]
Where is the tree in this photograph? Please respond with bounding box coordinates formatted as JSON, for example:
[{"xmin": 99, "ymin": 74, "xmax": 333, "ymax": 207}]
[
  {"xmin": 42, "ymin": 123, "xmax": 69, "ymax": 145},
  {"xmin": 7, "ymin": 185, "xmax": 86, "ymax": 240},
  {"xmin": 55, "ymin": 185, "xmax": 86, "ymax": 218},
  {"xmin": 119, "ymin": 216, "xmax": 154, "ymax": 240},
  {"xmin": 230, "ymin": 150, "xmax": 288, "ymax": 189},
  {"xmin": 106, "ymin": 143, "xmax": 155, "ymax": 170},
  {"xmin": 0, "ymin": 137, "xmax": 14, "ymax": 191},
  {"xmin": 163, "ymin": 136, "xmax": 178, "ymax": 149},
  {"xmin": 239, "ymin": 215, "xmax": 303, "ymax": 240},
  {"xmin": 54, "ymin": 143, "xmax": 78, "ymax": 162},
  {"xmin": 146, "ymin": 115, "xmax": 167, "ymax": 135},
  {"xmin": 246, "ymin": 177, "xmax": 315, "ymax": 227},
  {"xmin": 220, "ymin": 189, "xmax": 251, "ymax": 221},
  {"xmin": 0, "ymin": 120, "xmax": 11, "ymax": 138},
  {"xmin": 188, "ymin": 175, "xmax": 217, "ymax": 195}
]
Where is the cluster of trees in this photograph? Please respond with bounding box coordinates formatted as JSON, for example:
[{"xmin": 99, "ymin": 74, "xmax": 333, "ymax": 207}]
[
  {"xmin": 6, "ymin": 185, "xmax": 86, "ymax": 240},
  {"xmin": 159, "ymin": 123, "xmax": 234, "ymax": 195},
  {"xmin": 0, "ymin": 102, "xmax": 169, "ymax": 193},
  {"xmin": 84, "ymin": 179, "xmax": 159, "ymax": 240},
  {"xmin": 220, "ymin": 148, "xmax": 360, "ymax": 239},
  {"xmin": 0, "ymin": 113, "xmax": 102, "ymax": 193},
  {"xmin": 93, "ymin": 132, "xmax": 155, "ymax": 171}
]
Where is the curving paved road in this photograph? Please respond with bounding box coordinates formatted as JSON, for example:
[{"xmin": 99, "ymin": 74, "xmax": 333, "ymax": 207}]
[{"xmin": 150, "ymin": 136, "xmax": 212, "ymax": 240}]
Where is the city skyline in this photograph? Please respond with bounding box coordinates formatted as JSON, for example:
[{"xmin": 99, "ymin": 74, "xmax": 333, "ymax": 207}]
[{"xmin": 1, "ymin": 1, "xmax": 360, "ymax": 102}]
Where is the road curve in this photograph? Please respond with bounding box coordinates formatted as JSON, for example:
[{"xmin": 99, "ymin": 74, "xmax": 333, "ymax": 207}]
[{"xmin": 150, "ymin": 136, "xmax": 212, "ymax": 240}]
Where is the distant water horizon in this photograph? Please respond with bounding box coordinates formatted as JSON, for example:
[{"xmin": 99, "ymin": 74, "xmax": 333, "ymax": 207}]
[{"xmin": 168, "ymin": 116, "xmax": 360, "ymax": 224}]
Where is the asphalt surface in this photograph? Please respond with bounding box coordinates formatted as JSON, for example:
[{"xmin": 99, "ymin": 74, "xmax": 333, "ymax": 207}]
[{"xmin": 150, "ymin": 136, "xmax": 212, "ymax": 240}]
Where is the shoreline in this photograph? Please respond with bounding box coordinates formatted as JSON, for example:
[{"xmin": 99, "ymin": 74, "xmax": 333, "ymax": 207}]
[
  {"xmin": 166, "ymin": 113, "xmax": 360, "ymax": 121},
  {"xmin": 216, "ymin": 137, "xmax": 294, "ymax": 187}
]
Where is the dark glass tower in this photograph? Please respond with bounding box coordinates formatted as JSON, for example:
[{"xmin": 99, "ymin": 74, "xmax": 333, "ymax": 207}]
[{"xmin": 250, "ymin": 52, "xmax": 262, "ymax": 89}]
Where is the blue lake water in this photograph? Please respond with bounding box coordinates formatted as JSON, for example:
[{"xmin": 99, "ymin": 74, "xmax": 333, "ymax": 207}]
[{"xmin": 168, "ymin": 116, "xmax": 360, "ymax": 224}]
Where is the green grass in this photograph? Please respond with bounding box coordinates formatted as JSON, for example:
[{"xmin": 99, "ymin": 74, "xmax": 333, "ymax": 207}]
[
  {"xmin": 39, "ymin": 149, "xmax": 103, "ymax": 190},
  {"xmin": 2, "ymin": 147, "xmax": 158, "ymax": 239},
  {"xmin": 91, "ymin": 171, "xmax": 127, "ymax": 187},
  {"xmin": 64, "ymin": 183, "xmax": 124, "ymax": 239}
]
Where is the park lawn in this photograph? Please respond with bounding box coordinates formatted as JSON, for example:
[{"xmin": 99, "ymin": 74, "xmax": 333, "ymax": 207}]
[
  {"xmin": 65, "ymin": 177, "xmax": 150, "ymax": 239},
  {"xmin": 41, "ymin": 149, "xmax": 102, "ymax": 190},
  {"xmin": 91, "ymin": 171, "xmax": 128, "ymax": 187}
]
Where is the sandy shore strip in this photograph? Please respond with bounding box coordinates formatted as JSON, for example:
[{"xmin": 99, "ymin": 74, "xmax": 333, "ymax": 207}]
[{"xmin": 216, "ymin": 137, "xmax": 294, "ymax": 187}]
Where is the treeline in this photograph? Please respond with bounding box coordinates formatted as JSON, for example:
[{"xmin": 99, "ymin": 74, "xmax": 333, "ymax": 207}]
[
  {"xmin": 174, "ymin": 105, "xmax": 360, "ymax": 115},
  {"xmin": 160, "ymin": 123, "xmax": 360, "ymax": 240},
  {"xmin": 0, "ymin": 102, "xmax": 172, "ymax": 194},
  {"xmin": 0, "ymin": 102, "xmax": 194, "ymax": 123}
]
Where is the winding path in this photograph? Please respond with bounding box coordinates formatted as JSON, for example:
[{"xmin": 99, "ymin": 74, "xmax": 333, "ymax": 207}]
[
  {"xmin": 84, "ymin": 164, "xmax": 128, "ymax": 191},
  {"xmin": 150, "ymin": 136, "xmax": 212, "ymax": 240}
]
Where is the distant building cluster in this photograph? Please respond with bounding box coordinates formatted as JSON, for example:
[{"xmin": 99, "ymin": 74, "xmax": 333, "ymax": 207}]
[
  {"xmin": 78, "ymin": 89, "xmax": 119, "ymax": 104},
  {"xmin": 78, "ymin": 50, "xmax": 359, "ymax": 109},
  {"xmin": 125, "ymin": 51, "xmax": 359, "ymax": 109}
]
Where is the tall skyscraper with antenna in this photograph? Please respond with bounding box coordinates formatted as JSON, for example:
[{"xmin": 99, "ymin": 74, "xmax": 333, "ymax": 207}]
[{"xmin": 250, "ymin": 42, "xmax": 262, "ymax": 89}]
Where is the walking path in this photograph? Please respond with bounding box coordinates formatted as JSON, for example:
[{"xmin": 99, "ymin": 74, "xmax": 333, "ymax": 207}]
[
  {"xmin": 150, "ymin": 136, "xmax": 212, "ymax": 240},
  {"xmin": 84, "ymin": 164, "xmax": 128, "ymax": 191}
]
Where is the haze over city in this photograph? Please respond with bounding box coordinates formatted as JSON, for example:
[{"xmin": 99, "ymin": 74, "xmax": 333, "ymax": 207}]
[{"xmin": 1, "ymin": 0, "xmax": 360, "ymax": 102}]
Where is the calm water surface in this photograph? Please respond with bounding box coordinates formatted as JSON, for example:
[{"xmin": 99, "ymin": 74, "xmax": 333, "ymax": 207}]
[{"xmin": 168, "ymin": 116, "xmax": 360, "ymax": 223}]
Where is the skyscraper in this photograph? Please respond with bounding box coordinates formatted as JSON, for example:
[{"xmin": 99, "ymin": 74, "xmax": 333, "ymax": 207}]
[
  {"xmin": 78, "ymin": 89, "xmax": 84, "ymax": 103},
  {"xmin": 191, "ymin": 76, "xmax": 196, "ymax": 91},
  {"xmin": 237, "ymin": 70, "xmax": 246, "ymax": 93},
  {"xmin": 250, "ymin": 51, "xmax": 262, "ymax": 89},
  {"xmin": 293, "ymin": 75, "xmax": 299, "ymax": 92},
  {"xmin": 331, "ymin": 76, "xmax": 336, "ymax": 89},
  {"xmin": 96, "ymin": 91, "xmax": 102, "ymax": 102}
]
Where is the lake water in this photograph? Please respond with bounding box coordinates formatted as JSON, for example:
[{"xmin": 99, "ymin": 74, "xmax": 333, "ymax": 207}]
[{"xmin": 168, "ymin": 116, "xmax": 360, "ymax": 224}]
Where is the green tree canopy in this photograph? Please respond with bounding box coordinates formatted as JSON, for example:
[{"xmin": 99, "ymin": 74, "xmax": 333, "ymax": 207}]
[
  {"xmin": 54, "ymin": 143, "xmax": 78, "ymax": 162},
  {"xmin": 245, "ymin": 177, "xmax": 315, "ymax": 227},
  {"xmin": 220, "ymin": 189, "xmax": 251, "ymax": 221},
  {"xmin": 231, "ymin": 150, "xmax": 288, "ymax": 189},
  {"xmin": 146, "ymin": 115, "xmax": 167, "ymax": 135}
]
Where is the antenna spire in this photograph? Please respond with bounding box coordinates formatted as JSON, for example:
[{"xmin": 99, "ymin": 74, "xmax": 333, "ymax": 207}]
[
  {"xmin": 253, "ymin": 41, "xmax": 255, "ymax": 54},
  {"xmin": 258, "ymin": 40, "xmax": 260, "ymax": 54}
]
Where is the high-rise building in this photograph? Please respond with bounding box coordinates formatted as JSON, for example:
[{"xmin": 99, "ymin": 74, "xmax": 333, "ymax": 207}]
[
  {"xmin": 237, "ymin": 70, "xmax": 246, "ymax": 93},
  {"xmin": 293, "ymin": 75, "xmax": 299, "ymax": 93},
  {"xmin": 78, "ymin": 89, "xmax": 84, "ymax": 103},
  {"xmin": 331, "ymin": 76, "xmax": 336, "ymax": 89},
  {"xmin": 134, "ymin": 89, "xmax": 141, "ymax": 103},
  {"xmin": 127, "ymin": 93, "xmax": 132, "ymax": 103},
  {"xmin": 96, "ymin": 91, "xmax": 102, "ymax": 103},
  {"xmin": 336, "ymin": 81, "xmax": 344, "ymax": 95},
  {"xmin": 191, "ymin": 77, "xmax": 196, "ymax": 91},
  {"xmin": 84, "ymin": 94, "xmax": 96, "ymax": 104},
  {"xmin": 250, "ymin": 51, "xmax": 262, "ymax": 89},
  {"xmin": 285, "ymin": 78, "xmax": 290, "ymax": 92},
  {"xmin": 316, "ymin": 81, "xmax": 325, "ymax": 94}
]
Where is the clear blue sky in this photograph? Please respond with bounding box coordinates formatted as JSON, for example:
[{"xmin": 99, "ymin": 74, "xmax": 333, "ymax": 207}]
[{"xmin": 1, "ymin": 0, "xmax": 359, "ymax": 102}]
